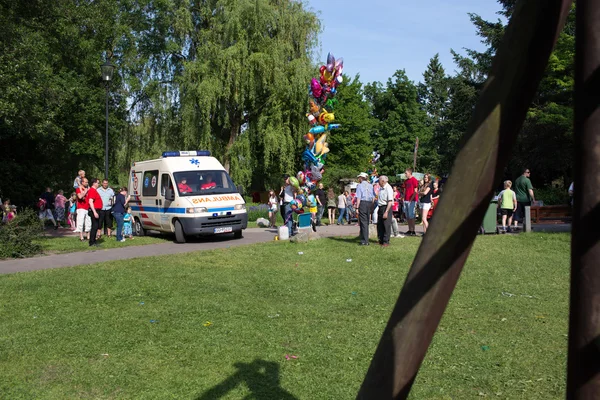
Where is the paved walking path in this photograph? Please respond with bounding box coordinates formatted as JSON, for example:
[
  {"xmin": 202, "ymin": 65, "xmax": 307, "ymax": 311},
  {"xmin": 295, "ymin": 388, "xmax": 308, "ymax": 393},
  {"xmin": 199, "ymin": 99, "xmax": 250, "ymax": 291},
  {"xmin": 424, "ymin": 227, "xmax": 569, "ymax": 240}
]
[
  {"xmin": 0, "ymin": 224, "xmax": 367, "ymax": 274},
  {"xmin": 0, "ymin": 222, "xmax": 569, "ymax": 275}
]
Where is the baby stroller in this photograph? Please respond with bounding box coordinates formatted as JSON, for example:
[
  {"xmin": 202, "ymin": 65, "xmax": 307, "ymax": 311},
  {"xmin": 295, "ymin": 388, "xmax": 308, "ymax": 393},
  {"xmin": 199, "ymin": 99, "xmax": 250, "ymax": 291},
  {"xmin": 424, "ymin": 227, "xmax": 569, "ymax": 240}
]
[{"xmin": 346, "ymin": 202, "xmax": 357, "ymax": 224}]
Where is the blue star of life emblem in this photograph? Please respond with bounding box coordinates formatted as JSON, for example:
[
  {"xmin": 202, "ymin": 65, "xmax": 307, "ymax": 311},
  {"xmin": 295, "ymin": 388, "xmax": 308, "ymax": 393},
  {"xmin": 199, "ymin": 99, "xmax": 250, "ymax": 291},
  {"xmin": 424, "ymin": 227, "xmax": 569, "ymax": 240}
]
[{"xmin": 189, "ymin": 158, "xmax": 200, "ymax": 167}]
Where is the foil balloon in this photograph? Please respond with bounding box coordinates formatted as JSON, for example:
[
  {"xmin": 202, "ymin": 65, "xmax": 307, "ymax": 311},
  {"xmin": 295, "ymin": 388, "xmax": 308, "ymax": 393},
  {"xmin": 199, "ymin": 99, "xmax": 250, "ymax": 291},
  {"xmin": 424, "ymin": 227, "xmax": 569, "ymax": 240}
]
[
  {"xmin": 309, "ymin": 165, "xmax": 323, "ymax": 181},
  {"xmin": 297, "ymin": 171, "xmax": 305, "ymax": 185},
  {"xmin": 327, "ymin": 52, "xmax": 335, "ymax": 68},
  {"xmin": 289, "ymin": 176, "xmax": 300, "ymax": 190},
  {"xmin": 311, "ymin": 78, "xmax": 322, "ymax": 98},
  {"xmin": 309, "ymin": 100, "xmax": 320, "ymax": 114},
  {"xmin": 304, "ymin": 133, "xmax": 314, "ymax": 147},
  {"xmin": 315, "ymin": 134, "xmax": 327, "ymax": 155},
  {"xmin": 318, "ymin": 112, "xmax": 335, "ymax": 124},
  {"xmin": 309, "ymin": 125, "xmax": 326, "ymax": 134},
  {"xmin": 306, "ymin": 114, "xmax": 316, "ymax": 125}
]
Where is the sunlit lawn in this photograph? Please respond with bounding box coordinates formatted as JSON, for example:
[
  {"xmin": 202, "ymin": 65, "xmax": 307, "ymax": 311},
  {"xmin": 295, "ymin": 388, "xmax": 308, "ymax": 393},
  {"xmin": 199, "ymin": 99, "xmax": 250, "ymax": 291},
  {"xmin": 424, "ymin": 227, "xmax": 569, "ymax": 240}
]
[
  {"xmin": 0, "ymin": 233, "xmax": 570, "ymax": 399},
  {"xmin": 36, "ymin": 234, "xmax": 170, "ymax": 254}
]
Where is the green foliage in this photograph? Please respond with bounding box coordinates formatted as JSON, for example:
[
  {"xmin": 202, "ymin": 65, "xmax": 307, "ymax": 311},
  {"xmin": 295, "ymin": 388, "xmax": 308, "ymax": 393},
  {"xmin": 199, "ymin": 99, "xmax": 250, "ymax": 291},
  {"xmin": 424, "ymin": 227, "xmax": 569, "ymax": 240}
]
[
  {"xmin": 325, "ymin": 75, "xmax": 374, "ymax": 173},
  {"xmin": 0, "ymin": 0, "xmax": 127, "ymax": 205},
  {"xmin": 447, "ymin": 1, "xmax": 575, "ymax": 185},
  {"xmin": 0, "ymin": 209, "xmax": 43, "ymax": 259},
  {"xmin": 365, "ymin": 70, "xmax": 435, "ymax": 176},
  {"xmin": 535, "ymin": 186, "xmax": 570, "ymax": 206},
  {"xmin": 172, "ymin": 0, "xmax": 320, "ymax": 189},
  {"xmin": 320, "ymin": 166, "xmax": 359, "ymax": 193}
]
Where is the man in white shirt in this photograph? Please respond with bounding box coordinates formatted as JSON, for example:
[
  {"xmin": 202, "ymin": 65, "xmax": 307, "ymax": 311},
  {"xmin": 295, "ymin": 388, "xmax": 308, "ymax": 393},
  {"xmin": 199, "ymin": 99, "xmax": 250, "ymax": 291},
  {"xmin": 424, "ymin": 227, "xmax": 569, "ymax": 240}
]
[{"xmin": 376, "ymin": 175, "xmax": 394, "ymax": 246}]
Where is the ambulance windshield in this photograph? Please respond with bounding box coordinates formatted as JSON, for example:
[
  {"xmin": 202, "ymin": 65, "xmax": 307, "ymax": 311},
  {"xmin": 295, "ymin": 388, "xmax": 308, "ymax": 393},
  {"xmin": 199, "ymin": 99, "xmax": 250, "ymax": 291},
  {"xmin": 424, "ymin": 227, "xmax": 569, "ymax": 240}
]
[{"xmin": 173, "ymin": 170, "xmax": 238, "ymax": 196}]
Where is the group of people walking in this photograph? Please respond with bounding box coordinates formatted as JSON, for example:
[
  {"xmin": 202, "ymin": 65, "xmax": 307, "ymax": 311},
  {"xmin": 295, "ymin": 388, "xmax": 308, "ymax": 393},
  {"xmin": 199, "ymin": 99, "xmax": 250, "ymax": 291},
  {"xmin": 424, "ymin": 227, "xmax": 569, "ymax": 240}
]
[
  {"xmin": 268, "ymin": 167, "xmax": 441, "ymax": 246},
  {"xmin": 29, "ymin": 170, "xmax": 134, "ymax": 246},
  {"xmin": 496, "ymin": 168, "xmax": 536, "ymax": 233},
  {"xmin": 72, "ymin": 171, "xmax": 134, "ymax": 246}
]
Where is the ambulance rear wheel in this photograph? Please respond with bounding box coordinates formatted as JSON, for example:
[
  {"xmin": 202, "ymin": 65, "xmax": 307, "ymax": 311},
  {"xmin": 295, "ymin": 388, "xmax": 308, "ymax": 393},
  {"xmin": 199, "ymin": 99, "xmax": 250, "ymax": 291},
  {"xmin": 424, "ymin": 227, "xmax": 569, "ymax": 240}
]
[
  {"xmin": 174, "ymin": 220, "xmax": 186, "ymax": 243},
  {"xmin": 134, "ymin": 218, "xmax": 145, "ymax": 237}
]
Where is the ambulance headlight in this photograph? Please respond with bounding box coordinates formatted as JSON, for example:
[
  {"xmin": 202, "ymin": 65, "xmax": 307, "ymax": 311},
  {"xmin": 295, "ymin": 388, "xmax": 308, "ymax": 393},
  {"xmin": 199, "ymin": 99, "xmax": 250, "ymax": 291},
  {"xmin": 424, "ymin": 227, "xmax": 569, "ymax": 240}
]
[
  {"xmin": 186, "ymin": 207, "xmax": 207, "ymax": 213},
  {"xmin": 234, "ymin": 204, "xmax": 246, "ymax": 210}
]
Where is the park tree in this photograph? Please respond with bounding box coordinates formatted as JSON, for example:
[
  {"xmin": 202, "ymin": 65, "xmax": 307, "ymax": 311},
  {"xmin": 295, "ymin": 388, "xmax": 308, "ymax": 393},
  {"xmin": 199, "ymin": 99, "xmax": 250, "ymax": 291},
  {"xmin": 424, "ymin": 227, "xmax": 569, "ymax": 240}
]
[
  {"xmin": 0, "ymin": 0, "xmax": 128, "ymax": 205},
  {"xmin": 324, "ymin": 74, "xmax": 374, "ymax": 181},
  {"xmin": 445, "ymin": 0, "xmax": 575, "ymax": 186},
  {"xmin": 169, "ymin": 0, "xmax": 320, "ymax": 190},
  {"xmin": 365, "ymin": 70, "xmax": 435, "ymax": 177},
  {"xmin": 418, "ymin": 54, "xmax": 449, "ymax": 124}
]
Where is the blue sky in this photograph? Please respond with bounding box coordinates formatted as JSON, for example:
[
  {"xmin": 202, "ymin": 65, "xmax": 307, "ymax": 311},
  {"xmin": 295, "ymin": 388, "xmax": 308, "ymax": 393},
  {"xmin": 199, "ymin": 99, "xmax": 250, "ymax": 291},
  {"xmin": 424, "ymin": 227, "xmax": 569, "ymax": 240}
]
[{"xmin": 304, "ymin": 0, "xmax": 504, "ymax": 85}]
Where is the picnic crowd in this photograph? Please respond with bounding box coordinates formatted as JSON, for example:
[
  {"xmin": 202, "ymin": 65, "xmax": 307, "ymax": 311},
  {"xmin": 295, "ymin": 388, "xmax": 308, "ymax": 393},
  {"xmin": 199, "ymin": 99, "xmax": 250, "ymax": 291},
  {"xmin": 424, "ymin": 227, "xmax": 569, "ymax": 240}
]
[
  {"xmin": 1, "ymin": 170, "xmax": 134, "ymax": 247},
  {"xmin": 1, "ymin": 166, "xmax": 567, "ymax": 247},
  {"xmin": 269, "ymin": 167, "xmax": 548, "ymax": 247}
]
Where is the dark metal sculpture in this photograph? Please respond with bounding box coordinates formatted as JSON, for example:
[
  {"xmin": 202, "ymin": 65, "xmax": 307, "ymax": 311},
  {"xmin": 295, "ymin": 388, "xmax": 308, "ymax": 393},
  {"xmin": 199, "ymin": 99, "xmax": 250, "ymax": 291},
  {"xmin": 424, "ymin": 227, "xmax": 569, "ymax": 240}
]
[
  {"xmin": 567, "ymin": 0, "xmax": 600, "ymax": 398},
  {"xmin": 357, "ymin": 0, "xmax": 575, "ymax": 398}
]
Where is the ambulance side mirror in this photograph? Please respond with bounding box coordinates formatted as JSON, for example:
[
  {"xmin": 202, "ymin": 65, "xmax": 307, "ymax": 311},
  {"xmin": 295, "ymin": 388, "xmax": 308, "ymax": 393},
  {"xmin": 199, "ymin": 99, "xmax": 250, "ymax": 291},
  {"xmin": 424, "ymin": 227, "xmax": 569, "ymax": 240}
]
[
  {"xmin": 165, "ymin": 188, "xmax": 175, "ymax": 201},
  {"xmin": 237, "ymin": 185, "xmax": 245, "ymax": 195}
]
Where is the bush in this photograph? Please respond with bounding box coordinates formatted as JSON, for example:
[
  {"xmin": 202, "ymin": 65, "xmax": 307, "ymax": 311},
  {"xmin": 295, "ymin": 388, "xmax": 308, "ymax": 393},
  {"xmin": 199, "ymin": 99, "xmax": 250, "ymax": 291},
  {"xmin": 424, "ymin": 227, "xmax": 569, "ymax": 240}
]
[
  {"xmin": 0, "ymin": 208, "xmax": 44, "ymax": 259},
  {"xmin": 246, "ymin": 203, "xmax": 270, "ymax": 222},
  {"xmin": 536, "ymin": 186, "xmax": 570, "ymax": 206}
]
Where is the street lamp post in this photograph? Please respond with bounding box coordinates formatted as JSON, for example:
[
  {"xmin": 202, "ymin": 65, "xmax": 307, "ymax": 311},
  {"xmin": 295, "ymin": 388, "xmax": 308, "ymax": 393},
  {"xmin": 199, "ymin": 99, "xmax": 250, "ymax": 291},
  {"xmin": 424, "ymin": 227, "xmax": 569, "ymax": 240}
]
[{"xmin": 100, "ymin": 60, "xmax": 115, "ymax": 180}]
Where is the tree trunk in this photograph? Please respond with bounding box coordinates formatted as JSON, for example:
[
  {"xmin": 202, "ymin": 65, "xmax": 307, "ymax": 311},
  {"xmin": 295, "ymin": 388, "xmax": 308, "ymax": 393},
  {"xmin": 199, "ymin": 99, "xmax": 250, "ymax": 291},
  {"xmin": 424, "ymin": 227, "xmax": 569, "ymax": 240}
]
[{"xmin": 223, "ymin": 116, "xmax": 241, "ymax": 173}]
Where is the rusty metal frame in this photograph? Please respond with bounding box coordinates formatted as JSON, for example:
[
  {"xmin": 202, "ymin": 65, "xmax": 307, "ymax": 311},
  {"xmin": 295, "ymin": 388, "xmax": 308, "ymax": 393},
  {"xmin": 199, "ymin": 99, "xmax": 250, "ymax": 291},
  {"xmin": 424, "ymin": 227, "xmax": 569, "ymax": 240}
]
[
  {"xmin": 567, "ymin": 0, "xmax": 600, "ymax": 398},
  {"xmin": 357, "ymin": 0, "xmax": 574, "ymax": 398}
]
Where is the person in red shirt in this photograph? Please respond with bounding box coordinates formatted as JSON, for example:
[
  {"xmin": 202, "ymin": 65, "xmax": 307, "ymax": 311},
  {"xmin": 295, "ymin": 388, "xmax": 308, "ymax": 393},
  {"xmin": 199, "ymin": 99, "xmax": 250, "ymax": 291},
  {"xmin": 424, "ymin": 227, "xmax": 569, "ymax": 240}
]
[
  {"xmin": 87, "ymin": 178, "xmax": 104, "ymax": 247},
  {"xmin": 200, "ymin": 175, "xmax": 217, "ymax": 190},
  {"xmin": 178, "ymin": 177, "xmax": 193, "ymax": 194},
  {"xmin": 75, "ymin": 178, "xmax": 91, "ymax": 241},
  {"xmin": 403, "ymin": 168, "xmax": 419, "ymax": 236}
]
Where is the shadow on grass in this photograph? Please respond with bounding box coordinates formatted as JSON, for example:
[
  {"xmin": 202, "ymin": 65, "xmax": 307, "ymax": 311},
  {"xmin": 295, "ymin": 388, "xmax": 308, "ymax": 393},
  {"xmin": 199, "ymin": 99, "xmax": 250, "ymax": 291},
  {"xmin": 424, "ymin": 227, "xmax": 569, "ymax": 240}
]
[
  {"xmin": 196, "ymin": 359, "xmax": 297, "ymax": 400},
  {"xmin": 324, "ymin": 235, "xmax": 362, "ymax": 245}
]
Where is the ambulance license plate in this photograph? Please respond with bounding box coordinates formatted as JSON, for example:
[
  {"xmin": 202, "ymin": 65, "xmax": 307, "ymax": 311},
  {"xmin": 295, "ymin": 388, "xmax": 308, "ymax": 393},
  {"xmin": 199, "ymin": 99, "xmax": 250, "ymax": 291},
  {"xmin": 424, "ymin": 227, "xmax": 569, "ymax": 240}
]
[{"xmin": 214, "ymin": 227, "xmax": 233, "ymax": 234}]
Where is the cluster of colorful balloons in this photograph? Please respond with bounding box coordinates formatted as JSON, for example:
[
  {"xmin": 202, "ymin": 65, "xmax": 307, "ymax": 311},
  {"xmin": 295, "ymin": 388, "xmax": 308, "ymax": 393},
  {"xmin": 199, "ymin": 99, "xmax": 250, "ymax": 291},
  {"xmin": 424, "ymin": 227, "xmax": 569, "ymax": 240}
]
[{"xmin": 288, "ymin": 53, "xmax": 344, "ymax": 213}]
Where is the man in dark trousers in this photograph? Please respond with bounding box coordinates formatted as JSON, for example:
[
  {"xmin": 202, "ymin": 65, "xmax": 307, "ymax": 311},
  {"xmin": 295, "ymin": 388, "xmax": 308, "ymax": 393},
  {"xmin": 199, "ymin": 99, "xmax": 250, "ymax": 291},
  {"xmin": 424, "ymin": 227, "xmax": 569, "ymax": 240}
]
[
  {"xmin": 315, "ymin": 183, "xmax": 326, "ymax": 226},
  {"xmin": 376, "ymin": 175, "xmax": 394, "ymax": 246},
  {"xmin": 513, "ymin": 168, "xmax": 535, "ymax": 230},
  {"xmin": 355, "ymin": 172, "xmax": 375, "ymax": 246},
  {"xmin": 87, "ymin": 178, "xmax": 104, "ymax": 247}
]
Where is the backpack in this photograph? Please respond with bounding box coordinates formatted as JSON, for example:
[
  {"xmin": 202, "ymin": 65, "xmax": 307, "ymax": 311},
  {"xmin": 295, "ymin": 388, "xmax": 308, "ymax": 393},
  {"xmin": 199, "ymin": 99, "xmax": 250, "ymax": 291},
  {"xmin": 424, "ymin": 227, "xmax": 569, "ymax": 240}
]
[{"xmin": 37, "ymin": 198, "xmax": 47, "ymax": 211}]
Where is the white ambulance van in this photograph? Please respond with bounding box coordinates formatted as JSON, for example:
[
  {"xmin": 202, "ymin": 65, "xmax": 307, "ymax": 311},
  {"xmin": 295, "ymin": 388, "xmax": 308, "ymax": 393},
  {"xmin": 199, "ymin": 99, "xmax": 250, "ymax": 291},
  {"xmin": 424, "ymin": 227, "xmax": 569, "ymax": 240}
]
[{"xmin": 128, "ymin": 151, "xmax": 248, "ymax": 243}]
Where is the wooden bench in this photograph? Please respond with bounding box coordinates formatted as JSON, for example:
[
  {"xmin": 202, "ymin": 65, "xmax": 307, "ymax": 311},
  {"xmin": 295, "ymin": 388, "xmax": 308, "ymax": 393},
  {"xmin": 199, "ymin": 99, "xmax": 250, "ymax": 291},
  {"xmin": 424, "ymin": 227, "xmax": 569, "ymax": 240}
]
[{"xmin": 530, "ymin": 204, "xmax": 572, "ymax": 224}]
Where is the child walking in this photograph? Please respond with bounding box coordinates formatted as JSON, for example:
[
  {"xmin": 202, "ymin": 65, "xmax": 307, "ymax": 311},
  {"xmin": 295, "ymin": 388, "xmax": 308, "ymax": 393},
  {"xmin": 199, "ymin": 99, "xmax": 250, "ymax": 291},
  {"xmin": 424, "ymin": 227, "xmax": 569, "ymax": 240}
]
[
  {"xmin": 68, "ymin": 193, "xmax": 77, "ymax": 230},
  {"xmin": 498, "ymin": 180, "xmax": 517, "ymax": 233},
  {"xmin": 54, "ymin": 190, "xmax": 67, "ymax": 228},
  {"xmin": 123, "ymin": 206, "xmax": 134, "ymax": 239},
  {"xmin": 267, "ymin": 189, "xmax": 278, "ymax": 228}
]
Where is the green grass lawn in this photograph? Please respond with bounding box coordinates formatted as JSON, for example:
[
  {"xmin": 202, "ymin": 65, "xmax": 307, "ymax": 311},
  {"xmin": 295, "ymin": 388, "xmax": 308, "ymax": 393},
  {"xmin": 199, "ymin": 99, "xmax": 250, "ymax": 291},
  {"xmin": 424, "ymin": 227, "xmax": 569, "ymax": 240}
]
[
  {"xmin": 0, "ymin": 233, "xmax": 570, "ymax": 399},
  {"xmin": 36, "ymin": 235, "xmax": 170, "ymax": 254}
]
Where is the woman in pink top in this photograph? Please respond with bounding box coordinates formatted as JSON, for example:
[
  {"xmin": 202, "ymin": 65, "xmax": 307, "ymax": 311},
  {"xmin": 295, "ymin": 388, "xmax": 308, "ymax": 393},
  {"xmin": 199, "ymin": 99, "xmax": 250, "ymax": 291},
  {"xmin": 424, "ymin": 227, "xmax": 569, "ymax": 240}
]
[{"xmin": 54, "ymin": 190, "xmax": 67, "ymax": 226}]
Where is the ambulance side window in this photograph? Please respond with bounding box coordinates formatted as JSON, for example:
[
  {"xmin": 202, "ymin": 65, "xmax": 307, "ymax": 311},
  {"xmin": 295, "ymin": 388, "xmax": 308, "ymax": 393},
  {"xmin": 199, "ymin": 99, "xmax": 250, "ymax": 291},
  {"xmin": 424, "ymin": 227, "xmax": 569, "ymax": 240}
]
[
  {"xmin": 161, "ymin": 174, "xmax": 173, "ymax": 197},
  {"xmin": 142, "ymin": 170, "xmax": 159, "ymax": 197}
]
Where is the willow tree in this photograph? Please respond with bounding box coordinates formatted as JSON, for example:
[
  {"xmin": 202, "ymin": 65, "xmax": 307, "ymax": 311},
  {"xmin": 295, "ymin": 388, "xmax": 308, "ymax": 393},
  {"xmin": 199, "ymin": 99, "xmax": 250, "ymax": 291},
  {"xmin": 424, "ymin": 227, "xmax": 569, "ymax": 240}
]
[{"xmin": 175, "ymin": 0, "xmax": 320, "ymax": 189}]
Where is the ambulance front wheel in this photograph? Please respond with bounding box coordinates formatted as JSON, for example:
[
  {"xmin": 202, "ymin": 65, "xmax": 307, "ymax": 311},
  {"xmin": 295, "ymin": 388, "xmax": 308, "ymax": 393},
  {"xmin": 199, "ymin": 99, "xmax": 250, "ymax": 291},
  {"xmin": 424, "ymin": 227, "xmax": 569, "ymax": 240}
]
[
  {"xmin": 174, "ymin": 220, "xmax": 187, "ymax": 243},
  {"xmin": 234, "ymin": 230, "xmax": 243, "ymax": 239},
  {"xmin": 134, "ymin": 218, "xmax": 145, "ymax": 237}
]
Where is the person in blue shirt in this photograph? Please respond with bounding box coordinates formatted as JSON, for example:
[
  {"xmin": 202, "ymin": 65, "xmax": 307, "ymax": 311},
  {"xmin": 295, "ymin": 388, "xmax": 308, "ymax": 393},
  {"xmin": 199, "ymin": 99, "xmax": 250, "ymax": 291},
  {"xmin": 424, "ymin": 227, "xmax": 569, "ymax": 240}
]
[
  {"xmin": 112, "ymin": 187, "xmax": 130, "ymax": 242},
  {"xmin": 355, "ymin": 172, "xmax": 375, "ymax": 245}
]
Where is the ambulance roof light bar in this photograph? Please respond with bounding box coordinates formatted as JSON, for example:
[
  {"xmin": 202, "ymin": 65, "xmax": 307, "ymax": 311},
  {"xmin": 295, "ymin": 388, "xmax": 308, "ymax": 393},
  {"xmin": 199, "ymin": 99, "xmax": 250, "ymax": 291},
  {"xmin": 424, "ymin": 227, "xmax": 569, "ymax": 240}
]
[{"xmin": 162, "ymin": 150, "xmax": 211, "ymax": 158}]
